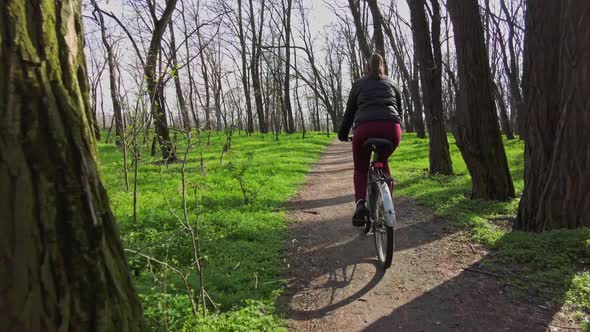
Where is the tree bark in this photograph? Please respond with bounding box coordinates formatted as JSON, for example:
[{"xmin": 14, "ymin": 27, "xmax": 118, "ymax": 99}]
[
  {"xmin": 516, "ymin": 0, "xmax": 590, "ymax": 231},
  {"xmin": 283, "ymin": 0, "xmax": 295, "ymax": 133},
  {"xmin": 180, "ymin": 0, "xmax": 200, "ymax": 129},
  {"xmin": 0, "ymin": 0, "xmax": 145, "ymax": 329},
  {"xmin": 499, "ymin": 0, "xmax": 524, "ymax": 137},
  {"xmin": 195, "ymin": 27, "xmax": 212, "ymax": 131},
  {"xmin": 401, "ymin": 80, "xmax": 414, "ymax": 131},
  {"xmin": 249, "ymin": 0, "xmax": 268, "ymax": 133},
  {"xmin": 93, "ymin": 1, "xmax": 125, "ymax": 147},
  {"xmin": 168, "ymin": 21, "xmax": 191, "ymax": 130},
  {"xmin": 237, "ymin": 0, "xmax": 254, "ymax": 133},
  {"xmin": 447, "ymin": 0, "xmax": 515, "ymax": 201},
  {"xmin": 493, "ymin": 81, "xmax": 515, "ymax": 139},
  {"xmin": 367, "ymin": 0, "xmax": 387, "ymax": 73},
  {"xmin": 348, "ymin": 0, "xmax": 372, "ymax": 63},
  {"xmin": 409, "ymin": 0, "xmax": 453, "ymax": 175},
  {"xmin": 145, "ymin": 0, "xmax": 178, "ymax": 161},
  {"xmin": 377, "ymin": 6, "xmax": 417, "ymax": 133},
  {"xmin": 409, "ymin": 72, "xmax": 426, "ymax": 138}
]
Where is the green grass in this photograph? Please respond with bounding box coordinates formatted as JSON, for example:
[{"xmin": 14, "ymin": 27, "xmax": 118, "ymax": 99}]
[
  {"xmin": 98, "ymin": 131, "xmax": 589, "ymax": 329},
  {"xmin": 98, "ymin": 131, "xmax": 331, "ymax": 330},
  {"xmin": 393, "ymin": 133, "xmax": 590, "ymax": 324}
]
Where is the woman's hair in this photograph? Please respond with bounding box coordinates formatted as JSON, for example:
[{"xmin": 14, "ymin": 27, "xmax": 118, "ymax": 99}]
[{"xmin": 368, "ymin": 53, "xmax": 385, "ymax": 79}]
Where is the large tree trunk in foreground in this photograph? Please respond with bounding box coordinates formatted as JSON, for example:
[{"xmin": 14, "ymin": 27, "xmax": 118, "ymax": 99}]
[
  {"xmin": 516, "ymin": 0, "xmax": 590, "ymax": 231},
  {"xmin": 447, "ymin": 0, "xmax": 515, "ymax": 201},
  {"xmin": 409, "ymin": 0, "xmax": 453, "ymax": 175},
  {"xmin": 0, "ymin": 0, "xmax": 145, "ymax": 329}
]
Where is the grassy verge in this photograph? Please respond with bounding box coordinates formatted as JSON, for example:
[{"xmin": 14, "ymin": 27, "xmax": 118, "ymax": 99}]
[
  {"xmin": 394, "ymin": 133, "xmax": 589, "ymax": 327},
  {"xmin": 98, "ymin": 131, "xmax": 332, "ymax": 330}
]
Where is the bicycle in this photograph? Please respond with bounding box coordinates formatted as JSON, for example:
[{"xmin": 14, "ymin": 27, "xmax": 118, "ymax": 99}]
[{"xmin": 362, "ymin": 138, "xmax": 396, "ymax": 269}]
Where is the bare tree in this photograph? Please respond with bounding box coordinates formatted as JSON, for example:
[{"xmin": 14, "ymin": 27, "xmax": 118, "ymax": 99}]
[
  {"xmin": 367, "ymin": 0, "xmax": 388, "ymax": 72},
  {"xmin": 282, "ymin": 0, "xmax": 296, "ymax": 133},
  {"xmin": 385, "ymin": 1, "xmax": 426, "ymax": 137},
  {"xmin": 237, "ymin": 0, "xmax": 255, "ymax": 133},
  {"xmin": 447, "ymin": 0, "xmax": 515, "ymax": 200},
  {"xmin": 248, "ymin": 0, "xmax": 268, "ymax": 132},
  {"xmin": 92, "ymin": 1, "xmax": 125, "ymax": 146},
  {"xmin": 408, "ymin": 0, "xmax": 453, "ymax": 175},
  {"xmin": 347, "ymin": 0, "xmax": 371, "ymax": 64},
  {"xmin": 168, "ymin": 21, "xmax": 191, "ymax": 130}
]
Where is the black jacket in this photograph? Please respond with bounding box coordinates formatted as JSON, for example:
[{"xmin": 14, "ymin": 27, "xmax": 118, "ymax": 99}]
[{"xmin": 338, "ymin": 75, "xmax": 402, "ymax": 140}]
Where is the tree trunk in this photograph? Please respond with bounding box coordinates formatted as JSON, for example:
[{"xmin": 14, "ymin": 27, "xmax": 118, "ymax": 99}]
[
  {"xmin": 0, "ymin": 1, "xmax": 145, "ymax": 329},
  {"xmin": 93, "ymin": 1, "xmax": 125, "ymax": 147},
  {"xmin": 499, "ymin": 0, "xmax": 525, "ymax": 137},
  {"xmin": 237, "ymin": 0, "xmax": 254, "ymax": 133},
  {"xmin": 249, "ymin": 0, "xmax": 268, "ymax": 133},
  {"xmin": 145, "ymin": 0, "xmax": 178, "ymax": 161},
  {"xmin": 283, "ymin": 0, "xmax": 295, "ymax": 133},
  {"xmin": 378, "ymin": 5, "xmax": 416, "ymax": 132},
  {"xmin": 493, "ymin": 81, "xmax": 515, "ymax": 139},
  {"xmin": 348, "ymin": 0, "xmax": 372, "ymax": 62},
  {"xmin": 410, "ymin": 66, "xmax": 427, "ymax": 138},
  {"xmin": 197, "ymin": 28, "xmax": 212, "ymax": 130},
  {"xmin": 447, "ymin": 0, "xmax": 515, "ymax": 201},
  {"xmin": 168, "ymin": 21, "xmax": 191, "ymax": 131},
  {"xmin": 180, "ymin": 1, "xmax": 199, "ymax": 129},
  {"xmin": 409, "ymin": 0, "xmax": 453, "ymax": 175},
  {"xmin": 516, "ymin": 0, "xmax": 590, "ymax": 231},
  {"xmin": 314, "ymin": 77, "xmax": 321, "ymax": 131},
  {"xmin": 401, "ymin": 80, "xmax": 414, "ymax": 131},
  {"xmin": 367, "ymin": 0, "xmax": 387, "ymax": 73},
  {"xmin": 344, "ymin": 26, "xmax": 361, "ymax": 82}
]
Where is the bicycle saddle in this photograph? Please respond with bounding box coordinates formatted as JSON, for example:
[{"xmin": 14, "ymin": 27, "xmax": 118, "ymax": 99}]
[{"xmin": 363, "ymin": 138, "xmax": 394, "ymax": 149}]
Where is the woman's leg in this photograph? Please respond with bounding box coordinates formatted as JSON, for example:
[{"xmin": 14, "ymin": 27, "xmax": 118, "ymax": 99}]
[
  {"xmin": 352, "ymin": 121, "xmax": 402, "ymax": 201},
  {"xmin": 378, "ymin": 122, "xmax": 402, "ymax": 192},
  {"xmin": 352, "ymin": 125, "xmax": 372, "ymax": 203}
]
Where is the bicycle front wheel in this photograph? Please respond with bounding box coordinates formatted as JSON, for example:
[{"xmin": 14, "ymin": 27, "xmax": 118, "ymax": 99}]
[{"xmin": 373, "ymin": 187, "xmax": 394, "ymax": 269}]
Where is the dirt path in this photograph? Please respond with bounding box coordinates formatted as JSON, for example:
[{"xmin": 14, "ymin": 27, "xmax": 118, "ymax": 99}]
[{"xmin": 281, "ymin": 141, "xmax": 576, "ymax": 332}]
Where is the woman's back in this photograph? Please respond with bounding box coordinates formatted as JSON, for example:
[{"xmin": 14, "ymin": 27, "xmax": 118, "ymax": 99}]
[{"xmin": 352, "ymin": 75, "xmax": 402, "ymax": 126}]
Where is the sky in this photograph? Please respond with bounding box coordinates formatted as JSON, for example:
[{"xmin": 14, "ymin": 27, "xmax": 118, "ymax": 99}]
[{"xmin": 82, "ymin": 0, "xmax": 518, "ymax": 125}]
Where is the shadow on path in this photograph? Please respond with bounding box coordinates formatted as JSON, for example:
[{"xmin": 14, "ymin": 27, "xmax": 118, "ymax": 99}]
[{"xmin": 280, "ymin": 141, "xmax": 573, "ymax": 331}]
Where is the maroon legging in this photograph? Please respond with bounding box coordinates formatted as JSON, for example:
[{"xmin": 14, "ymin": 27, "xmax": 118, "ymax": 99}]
[{"xmin": 352, "ymin": 120, "xmax": 402, "ymax": 202}]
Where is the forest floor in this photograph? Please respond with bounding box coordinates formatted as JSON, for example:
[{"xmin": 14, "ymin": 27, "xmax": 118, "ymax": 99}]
[{"xmin": 281, "ymin": 140, "xmax": 583, "ymax": 331}]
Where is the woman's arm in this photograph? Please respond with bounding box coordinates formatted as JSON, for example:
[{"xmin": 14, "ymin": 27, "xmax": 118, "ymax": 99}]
[
  {"xmin": 338, "ymin": 83, "xmax": 359, "ymax": 141},
  {"xmin": 395, "ymin": 86, "xmax": 403, "ymax": 120}
]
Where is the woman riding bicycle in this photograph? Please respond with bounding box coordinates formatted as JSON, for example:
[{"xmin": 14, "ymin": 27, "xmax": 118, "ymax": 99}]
[{"xmin": 338, "ymin": 53, "xmax": 403, "ymax": 227}]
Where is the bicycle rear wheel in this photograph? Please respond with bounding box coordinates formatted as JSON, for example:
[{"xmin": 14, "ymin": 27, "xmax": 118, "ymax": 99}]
[
  {"xmin": 365, "ymin": 182, "xmax": 378, "ymax": 234},
  {"xmin": 373, "ymin": 189, "xmax": 394, "ymax": 269}
]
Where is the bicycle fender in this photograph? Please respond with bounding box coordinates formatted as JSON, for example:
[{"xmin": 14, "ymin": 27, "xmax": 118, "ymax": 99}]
[{"xmin": 378, "ymin": 182, "xmax": 396, "ymax": 227}]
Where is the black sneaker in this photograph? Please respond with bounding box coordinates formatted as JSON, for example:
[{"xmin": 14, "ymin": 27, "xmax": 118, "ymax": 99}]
[{"xmin": 352, "ymin": 200, "xmax": 369, "ymax": 227}]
